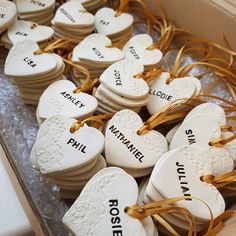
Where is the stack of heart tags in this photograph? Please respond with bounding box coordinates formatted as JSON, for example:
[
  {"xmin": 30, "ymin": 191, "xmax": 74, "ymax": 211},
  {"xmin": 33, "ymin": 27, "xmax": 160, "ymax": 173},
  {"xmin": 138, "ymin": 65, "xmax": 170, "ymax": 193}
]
[
  {"xmin": 104, "ymin": 109, "xmax": 168, "ymax": 177},
  {"xmin": 29, "ymin": 115, "xmax": 106, "ymax": 199},
  {"xmin": 166, "ymin": 102, "xmax": 236, "ymax": 167},
  {"xmin": 95, "ymin": 60, "xmax": 150, "ymax": 114},
  {"xmin": 70, "ymin": 33, "xmax": 124, "ymax": 86},
  {"xmin": 62, "ymin": 167, "xmax": 159, "ymax": 236},
  {"xmin": 78, "ymin": 0, "xmax": 107, "ymax": 12},
  {"xmin": 4, "ymin": 40, "xmax": 65, "ymax": 105},
  {"xmin": 123, "ymin": 34, "xmax": 163, "ymax": 71},
  {"xmin": 51, "ymin": 1, "xmax": 95, "ymax": 43},
  {"xmin": 138, "ymin": 145, "xmax": 227, "ymax": 234},
  {"xmin": 136, "ymin": 102, "xmax": 236, "ymax": 234},
  {"xmin": 0, "ymin": 0, "xmax": 17, "ymax": 34},
  {"xmin": 95, "ymin": 7, "xmax": 134, "ymax": 43},
  {"xmin": 147, "ymin": 71, "xmax": 202, "ymax": 115},
  {"xmin": 1, "ymin": 20, "xmax": 54, "ymax": 49},
  {"xmin": 13, "ymin": 0, "xmax": 55, "ymax": 25},
  {"xmin": 36, "ymin": 79, "xmax": 98, "ymax": 125}
]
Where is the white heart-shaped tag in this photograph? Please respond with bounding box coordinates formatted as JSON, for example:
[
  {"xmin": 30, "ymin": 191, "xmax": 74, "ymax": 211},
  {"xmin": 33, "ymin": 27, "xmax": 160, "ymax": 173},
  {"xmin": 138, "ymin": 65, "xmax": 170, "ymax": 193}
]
[
  {"xmin": 38, "ymin": 80, "xmax": 98, "ymax": 120},
  {"xmin": 147, "ymin": 72, "xmax": 199, "ymax": 115},
  {"xmin": 95, "ymin": 7, "xmax": 133, "ymax": 36},
  {"xmin": 170, "ymin": 115, "xmax": 221, "ymax": 150},
  {"xmin": 36, "ymin": 115, "xmax": 105, "ymax": 174},
  {"xmin": 0, "ymin": 0, "xmax": 17, "ymax": 33},
  {"xmin": 54, "ymin": 1, "xmax": 95, "ymax": 27},
  {"xmin": 184, "ymin": 103, "xmax": 226, "ymax": 125},
  {"xmin": 151, "ymin": 145, "xmax": 225, "ymax": 220},
  {"xmin": 4, "ymin": 40, "xmax": 57, "ymax": 77},
  {"xmin": 62, "ymin": 167, "xmax": 146, "ymax": 236},
  {"xmin": 100, "ymin": 59, "xmax": 149, "ymax": 99},
  {"xmin": 123, "ymin": 34, "xmax": 163, "ymax": 67},
  {"xmin": 15, "ymin": 0, "xmax": 55, "ymax": 14},
  {"xmin": 222, "ymin": 131, "xmax": 236, "ymax": 164},
  {"xmin": 72, "ymin": 33, "xmax": 124, "ymax": 63},
  {"xmin": 105, "ymin": 109, "xmax": 168, "ymax": 170},
  {"xmin": 7, "ymin": 20, "xmax": 54, "ymax": 44}
]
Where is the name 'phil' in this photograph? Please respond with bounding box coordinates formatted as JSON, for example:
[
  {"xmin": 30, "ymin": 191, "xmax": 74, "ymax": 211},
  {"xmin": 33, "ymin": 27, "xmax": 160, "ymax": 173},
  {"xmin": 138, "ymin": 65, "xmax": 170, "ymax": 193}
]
[
  {"xmin": 109, "ymin": 125, "xmax": 144, "ymax": 163},
  {"xmin": 60, "ymin": 91, "xmax": 85, "ymax": 108}
]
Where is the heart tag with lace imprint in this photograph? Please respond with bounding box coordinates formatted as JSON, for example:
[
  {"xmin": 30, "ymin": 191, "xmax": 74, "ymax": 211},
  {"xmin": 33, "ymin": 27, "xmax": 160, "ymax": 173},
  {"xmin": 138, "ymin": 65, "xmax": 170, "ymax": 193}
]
[
  {"xmin": 147, "ymin": 72, "xmax": 201, "ymax": 115},
  {"xmin": 0, "ymin": 0, "xmax": 17, "ymax": 34},
  {"xmin": 35, "ymin": 115, "xmax": 105, "ymax": 175},
  {"xmin": 105, "ymin": 109, "xmax": 168, "ymax": 172},
  {"xmin": 150, "ymin": 145, "xmax": 226, "ymax": 221},
  {"xmin": 37, "ymin": 80, "xmax": 98, "ymax": 121},
  {"xmin": 7, "ymin": 20, "xmax": 54, "ymax": 44},
  {"xmin": 53, "ymin": 1, "xmax": 95, "ymax": 27},
  {"xmin": 95, "ymin": 7, "xmax": 133, "ymax": 37},
  {"xmin": 123, "ymin": 34, "xmax": 163, "ymax": 67},
  {"xmin": 72, "ymin": 33, "xmax": 124, "ymax": 64},
  {"xmin": 62, "ymin": 167, "xmax": 147, "ymax": 236},
  {"xmin": 4, "ymin": 40, "xmax": 57, "ymax": 77},
  {"xmin": 99, "ymin": 59, "xmax": 149, "ymax": 99}
]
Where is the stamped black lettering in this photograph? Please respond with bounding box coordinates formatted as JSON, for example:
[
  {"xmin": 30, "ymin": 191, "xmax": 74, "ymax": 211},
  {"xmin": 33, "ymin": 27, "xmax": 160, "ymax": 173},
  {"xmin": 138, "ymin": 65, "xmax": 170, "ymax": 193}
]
[
  {"xmin": 100, "ymin": 19, "xmax": 109, "ymax": 26},
  {"xmin": 149, "ymin": 89, "xmax": 173, "ymax": 101},
  {"xmin": 109, "ymin": 125, "xmax": 144, "ymax": 163},
  {"xmin": 23, "ymin": 57, "xmax": 36, "ymax": 68},
  {"xmin": 67, "ymin": 138, "xmax": 87, "ymax": 153},
  {"xmin": 30, "ymin": 0, "xmax": 46, "ymax": 7},
  {"xmin": 185, "ymin": 129, "xmax": 196, "ymax": 145},
  {"xmin": 60, "ymin": 91, "xmax": 85, "ymax": 108},
  {"xmin": 109, "ymin": 199, "xmax": 123, "ymax": 236},
  {"xmin": 16, "ymin": 31, "xmax": 29, "ymax": 37},
  {"xmin": 114, "ymin": 70, "xmax": 122, "ymax": 86},
  {"xmin": 92, "ymin": 47, "xmax": 104, "ymax": 59},
  {"xmin": 176, "ymin": 162, "xmax": 192, "ymax": 201},
  {"xmin": 129, "ymin": 46, "xmax": 140, "ymax": 59},
  {"xmin": 59, "ymin": 8, "xmax": 75, "ymax": 23},
  {"xmin": 0, "ymin": 14, "xmax": 5, "ymax": 18}
]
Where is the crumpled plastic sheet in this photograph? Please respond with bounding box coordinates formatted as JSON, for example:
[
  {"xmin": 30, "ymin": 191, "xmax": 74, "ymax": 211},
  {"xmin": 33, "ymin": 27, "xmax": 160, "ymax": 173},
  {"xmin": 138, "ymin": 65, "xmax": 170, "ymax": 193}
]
[
  {"xmin": 0, "ymin": 42, "xmax": 233, "ymax": 235},
  {"xmin": 0, "ymin": 48, "xmax": 68, "ymax": 235}
]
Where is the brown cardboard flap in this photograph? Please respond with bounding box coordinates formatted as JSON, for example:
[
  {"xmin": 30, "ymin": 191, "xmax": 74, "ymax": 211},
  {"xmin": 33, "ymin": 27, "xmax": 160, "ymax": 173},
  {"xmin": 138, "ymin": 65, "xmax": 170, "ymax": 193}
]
[{"xmin": 145, "ymin": 0, "xmax": 236, "ymax": 51}]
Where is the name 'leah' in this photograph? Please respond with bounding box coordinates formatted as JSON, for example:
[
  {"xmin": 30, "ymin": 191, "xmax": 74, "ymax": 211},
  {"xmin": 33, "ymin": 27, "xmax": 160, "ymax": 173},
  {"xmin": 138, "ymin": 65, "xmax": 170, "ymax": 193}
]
[
  {"xmin": 60, "ymin": 91, "xmax": 85, "ymax": 108},
  {"xmin": 109, "ymin": 125, "xmax": 144, "ymax": 163}
]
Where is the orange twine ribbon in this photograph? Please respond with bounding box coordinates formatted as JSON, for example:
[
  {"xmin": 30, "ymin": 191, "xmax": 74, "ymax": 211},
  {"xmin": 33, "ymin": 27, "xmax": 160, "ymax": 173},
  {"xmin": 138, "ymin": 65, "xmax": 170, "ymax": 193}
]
[
  {"xmin": 202, "ymin": 169, "xmax": 236, "ymax": 190},
  {"xmin": 70, "ymin": 113, "xmax": 114, "ymax": 133},
  {"xmin": 125, "ymin": 196, "xmax": 234, "ymax": 236}
]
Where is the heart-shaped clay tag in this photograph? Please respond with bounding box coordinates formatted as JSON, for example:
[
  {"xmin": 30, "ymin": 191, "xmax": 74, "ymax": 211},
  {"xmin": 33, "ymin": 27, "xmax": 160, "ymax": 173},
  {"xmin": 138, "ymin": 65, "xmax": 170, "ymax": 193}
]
[
  {"xmin": 36, "ymin": 115, "xmax": 105, "ymax": 174},
  {"xmin": 15, "ymin": 0, "xmax": 55, "ymax": 14},
  {"xmin": 105, "ymin": 109, "xmax": 168, "ymax": 169},
  {"xmin": 4, "ymin": 40, "xmax": 57, "ymax": 77},
  {"xmin": 151, "ymin": 145, "xmax": 225, "ymax": 220},
  {"xmin": 0, "ymin": 0, "xmax": 17, "ymax": 33},
  {"xmin": 123, "ymin": 34, "xmax": 163, "ymax": 66},
  {"xmin": 8, "ymin": 20, "xmax": 54, "ymax": 44},
  {"xmin": 222, "ymin": 131, "xmax": 236, "ymax": 164},
  {"xmin": 147, "ymin": 72, "xmax": 198, "ymax": 115},
  {"xmin": 62, "ymin": 167, "xmax": 146, "ymax": 236},
  {"xmin": 72, "ymin": 33, "xmax": 124, "ymax": 63},
  {"xmin": 184, "ymin": 103, "xmax": 226, "ymax": 125},
  {"xmin": 170, "ymin": 115, "xmax": 221, "ymax": 150},
  {"xmin": 95, "ymin": 7, "xmax": 133, "ymax": 36},
  {"xmin": 54, "ymin": 1, "xmax": 95, "ymax": 27},
  {"xmin": 100, "ymin": 59, "xmax": 149, "ymax": 99},
  {"xmin": 38, "ymin": 80, "xmax": 98, "ymax": 120}
]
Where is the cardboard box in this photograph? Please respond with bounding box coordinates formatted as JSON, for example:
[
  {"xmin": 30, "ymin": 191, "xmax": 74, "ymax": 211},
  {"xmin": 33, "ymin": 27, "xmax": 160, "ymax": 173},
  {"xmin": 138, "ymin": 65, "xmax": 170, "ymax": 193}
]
[{"xmin": 145, "ymin": 0, "xmax": 236, "ymax": 51}]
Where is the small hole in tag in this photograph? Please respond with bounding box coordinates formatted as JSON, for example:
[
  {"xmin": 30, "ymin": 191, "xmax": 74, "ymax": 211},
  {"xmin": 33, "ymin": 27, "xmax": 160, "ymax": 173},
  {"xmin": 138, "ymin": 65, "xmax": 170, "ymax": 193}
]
[
  {"xmin": 136, "ymin": 130, "xmax": 141, "ymax": 136},
  {"xmin": 200, "ymin": 176, "xmax": 204, "ymax": 181}
]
